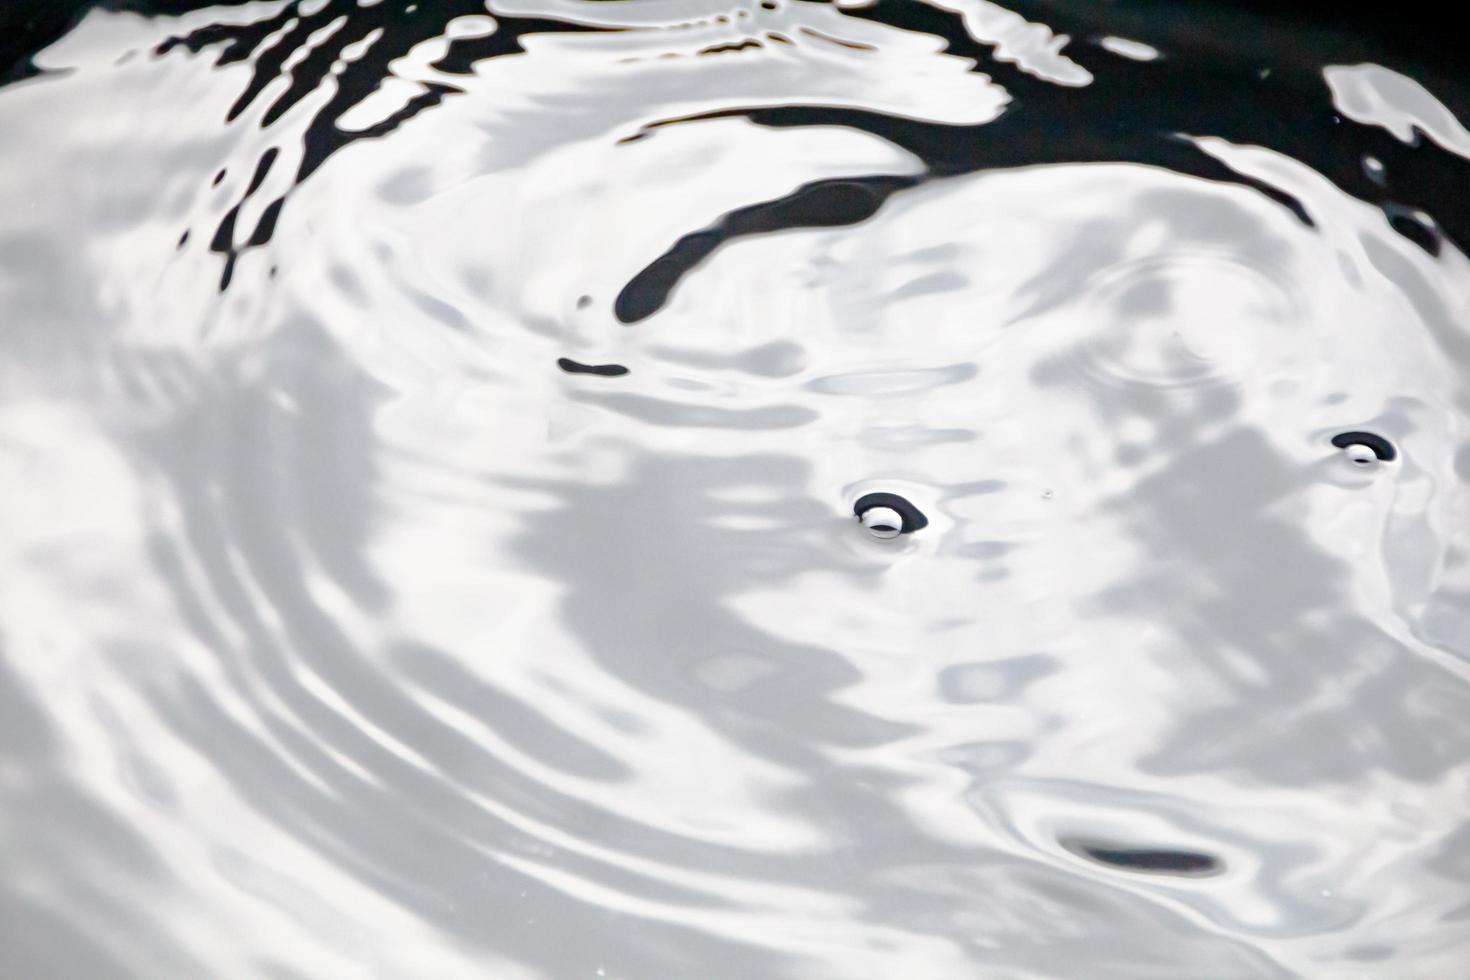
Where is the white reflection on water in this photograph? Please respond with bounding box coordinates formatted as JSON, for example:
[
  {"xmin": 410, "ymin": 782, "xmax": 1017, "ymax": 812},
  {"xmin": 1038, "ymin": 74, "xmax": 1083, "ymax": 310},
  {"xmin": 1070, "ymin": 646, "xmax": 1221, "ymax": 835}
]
[{"xmin": 2, "ymin": 2, "xmax": 1469, "ymax": 977}]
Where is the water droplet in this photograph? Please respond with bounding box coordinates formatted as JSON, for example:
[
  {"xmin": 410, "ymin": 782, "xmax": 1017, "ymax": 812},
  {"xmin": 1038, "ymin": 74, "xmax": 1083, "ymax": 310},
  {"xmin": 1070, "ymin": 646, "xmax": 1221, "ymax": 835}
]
[
  {"xmin": 853, "ymin": 492, "xmax": 927, "ymax": 534},
  {"xmin": 1331, "ymin": 431, "xmax": 1395, "ymax": 462},
  {"xmin": 861, "ymin": 506, "xmax": 903, "ymax": 540},
  {"xmin": 1363, "ymin": 155, "xmax": 1385, "ymax": 184}
]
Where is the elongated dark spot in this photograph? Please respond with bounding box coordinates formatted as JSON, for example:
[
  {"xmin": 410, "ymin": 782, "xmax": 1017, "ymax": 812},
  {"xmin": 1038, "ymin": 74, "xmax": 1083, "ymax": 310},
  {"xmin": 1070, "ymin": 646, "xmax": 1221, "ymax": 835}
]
[
  {"xmin": 699, "ymin": 39, "xmax": 762, "ymax": 55},
  {"xmin": 1064, "ymin": 838, "xmax": 1223, "ymax": 876},
  {"xmin": 247, "ymin": 197, "xmax": 284, "ymax": 247},
  {"xmin": 558, "ymin": 358, "xmax": 629, "ymax": 377},
  {"xmin": 245, "ymin": 147, "xmax": 279, "ymax": 196}
]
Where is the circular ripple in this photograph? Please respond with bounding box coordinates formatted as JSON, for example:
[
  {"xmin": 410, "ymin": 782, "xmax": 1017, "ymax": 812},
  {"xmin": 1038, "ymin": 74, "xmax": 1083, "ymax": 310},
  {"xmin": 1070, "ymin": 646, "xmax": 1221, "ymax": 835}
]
[{"xmin": 1061, "ymin": 249, "xmax": 1300, "ymax": 393}]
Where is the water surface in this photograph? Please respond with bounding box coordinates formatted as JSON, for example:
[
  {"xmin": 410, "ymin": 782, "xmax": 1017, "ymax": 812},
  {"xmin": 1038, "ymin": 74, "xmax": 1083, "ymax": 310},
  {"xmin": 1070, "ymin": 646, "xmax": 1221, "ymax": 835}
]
[{"xmin": 2, "ymin": 2, "xmax": 1470, "ymax": 977}]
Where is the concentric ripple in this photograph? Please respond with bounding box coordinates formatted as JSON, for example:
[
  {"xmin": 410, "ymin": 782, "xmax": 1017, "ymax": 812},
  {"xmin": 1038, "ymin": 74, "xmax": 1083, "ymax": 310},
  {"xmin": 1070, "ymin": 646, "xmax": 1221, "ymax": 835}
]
[
  {"xmin": 3, "ymin": 2, "xmax": 1470, "ymax": 978},
  {"xmin": 1058, "ymin": 248, "xmax": 1297, "ymax": 393}
]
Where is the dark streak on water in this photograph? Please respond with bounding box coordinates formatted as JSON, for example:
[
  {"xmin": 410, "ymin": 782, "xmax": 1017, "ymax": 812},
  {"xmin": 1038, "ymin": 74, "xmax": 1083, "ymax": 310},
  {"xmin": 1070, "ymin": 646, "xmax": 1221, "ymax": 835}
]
[
  {"xmin": 142, "ymin": 3, "xmax": 613, "ymax": 288},
  {"xmin": 5, "ymin": 1, "xmax": 1464, "ymax": 306},
  {"xmin": 1064, "ymin": 838, "xmax": 1225, "ymax": 876},
  {"xmin": 557, "ymin": 358, "xmax": 630, "ymax": 378},
  {"xmin": 615, "ymin": 175, "xmax": 919, "ymax": 323}
]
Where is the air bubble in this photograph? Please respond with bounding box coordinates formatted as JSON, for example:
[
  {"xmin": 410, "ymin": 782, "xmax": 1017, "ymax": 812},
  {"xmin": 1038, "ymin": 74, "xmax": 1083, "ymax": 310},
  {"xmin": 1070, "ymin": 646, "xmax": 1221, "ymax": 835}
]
[
  {"xmin": 1331, "ymin": 431, "xmax": 1396, "ymax": 462},
  {"xmin": 861, "ymin": 507, "xmax": 903, "ymax": 539},
  {"xmin": 853, "ymin": 492, "xmax": 928, "ymax": 536}
]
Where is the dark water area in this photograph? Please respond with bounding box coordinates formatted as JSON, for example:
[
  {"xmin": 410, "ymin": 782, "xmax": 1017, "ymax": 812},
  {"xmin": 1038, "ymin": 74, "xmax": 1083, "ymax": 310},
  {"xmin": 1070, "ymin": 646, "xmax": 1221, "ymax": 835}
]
[{"xmin": 2, "ymin": 2, "xmax": 1469, "ymax": 977}]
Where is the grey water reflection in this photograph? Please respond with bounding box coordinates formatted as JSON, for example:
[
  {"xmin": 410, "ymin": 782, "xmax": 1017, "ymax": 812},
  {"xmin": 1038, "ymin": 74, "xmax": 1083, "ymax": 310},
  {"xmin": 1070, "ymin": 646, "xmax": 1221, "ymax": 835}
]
[{"xmin": 3, "ymin": 1, "xmax": 1470, "ymax": 978}]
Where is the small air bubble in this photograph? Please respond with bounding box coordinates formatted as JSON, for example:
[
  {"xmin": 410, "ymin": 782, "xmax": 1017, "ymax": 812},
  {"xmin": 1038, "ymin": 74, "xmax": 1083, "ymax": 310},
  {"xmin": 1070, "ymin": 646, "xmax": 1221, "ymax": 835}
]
[
  {"xmin": 853, "ymin": 492, "xmax": 927, "ymax": 536},
  {"xmin": 1331, "ymin": 431, "xmax": 1395, "ymax": 462},
  {"xmin": 861, "ymin": 507, "xmax": 903, "ymax": 540}
]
